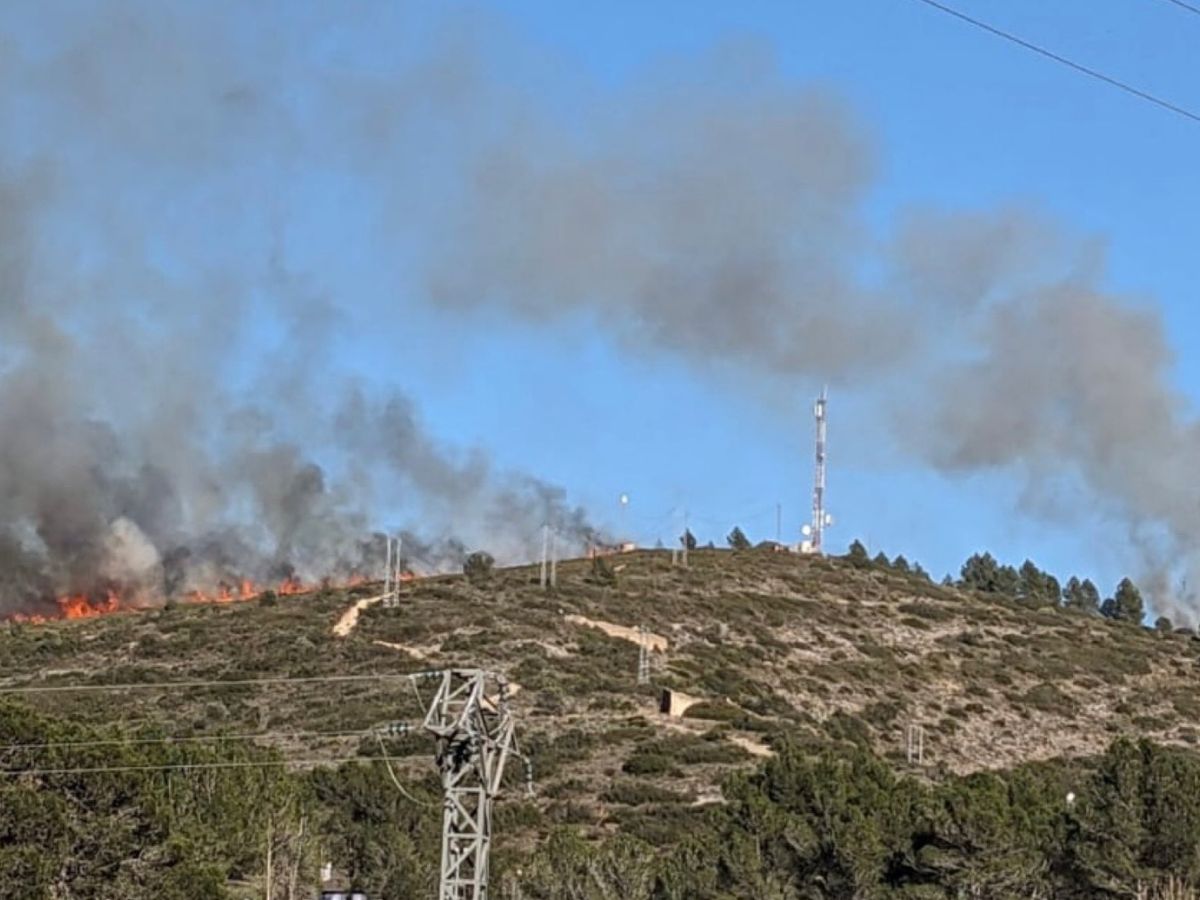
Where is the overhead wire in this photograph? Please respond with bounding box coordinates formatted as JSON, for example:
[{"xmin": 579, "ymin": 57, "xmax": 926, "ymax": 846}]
[
  {"xmin": 374, "ymin": 730, "xmax": 433, "ymax": 807},
  {"xmin": 0, "ymin": 727, "xmax": 376, "ymax": 754},
  {"xmin": 0, "ymin": 671, "xmax": 417, "ymax": 696},
  {"xmin": 908, "ymin": 0, "xmax": 1200, "ymax": 125},
  {"xmin": 1157, "ymin": 0, "xmax": 1200, "ymax": 17},
  {"xmin": 0, "ymin": 755, "xmax": 394, "ymax": 778}
]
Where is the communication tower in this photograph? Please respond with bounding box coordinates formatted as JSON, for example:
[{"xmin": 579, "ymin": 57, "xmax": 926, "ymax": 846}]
[{"xmin": 802, "ymin": 389, "xmax": 832, "ymax": 554}]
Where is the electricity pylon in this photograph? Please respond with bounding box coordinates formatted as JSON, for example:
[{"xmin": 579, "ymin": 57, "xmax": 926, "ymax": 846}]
[{"xmin": 415, "ymin": 669, "xmax": 529, "ymax": 900}]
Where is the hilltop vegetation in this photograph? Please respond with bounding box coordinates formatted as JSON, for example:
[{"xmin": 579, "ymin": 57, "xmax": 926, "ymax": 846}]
[{"xmin": 1, "ymin": 547, "xmax": 1200, "ymax": 897}]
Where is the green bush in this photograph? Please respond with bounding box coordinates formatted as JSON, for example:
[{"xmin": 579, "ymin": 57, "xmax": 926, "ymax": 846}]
[
  {"xmin": 463, "ymin": 551, "xmax": 495, "ymax": 581},
  {"xmin": 622, "ymin": 752, "xmax": 679, "ymax": 777}
]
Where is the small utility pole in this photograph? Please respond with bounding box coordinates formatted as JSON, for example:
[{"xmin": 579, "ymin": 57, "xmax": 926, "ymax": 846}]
[
  {"xmin": 776, "ymin": 502, "xmax": 782, "ymax": 544},
  {"xmin": 905, "ymin": 723, "xmax": 924, "ymax": 765},
  {"xmin": 549, "ymin": 528, "xmax": 558, "ymax": 588},
  {"xmin": 383, "ymin": 535, "xmax": 393, "ymax": 602},
  {"xmin": 390, "ymin": 536, "xmax": 403, "ymax": 608},
  {"xmin": 539, "ymin": 525, "xmax": 549, "ymax": 589},
  {"xmin": 681, "ymin": 510, "xmax": 689, "ymax": 568},
  {"xmin": 637, "ymin": 626, "xmax": 650, "ymax": 686}
]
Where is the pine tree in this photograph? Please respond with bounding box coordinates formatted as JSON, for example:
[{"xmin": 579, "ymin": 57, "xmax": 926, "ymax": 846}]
[
  {"xmin": 872, "ymin": 551, "xmax": 890, "ymax": 568},
  {"xmin": 681, "ymin": 529, "xmax": 697, "ymax": 551},
  {"xmin": 995, "ymin": 564, "xmax": 1020, "ymax": 596},
  {"xmin": 891, "ymin": 555, "xmax": 911, "ymax": 574},
  {"xmin": 960, "ymin": 552, "xmax": 1000, "ymax": 592},
  {"xmin": 1104, "ymin": 578, "xmax": 1145, "ymax": 624},
  {"xmin": 726, "ymin": 527, "xmax": 751, "ymax": 550},
  {"xmin": 846, "ymin": 540, "xmax": 870, "ymax": 567},
  {"xmin": 1018, "ymin": 560, "xmax": 1059, "ymax": 606},
  {"xmin": 1063, "ymin": 576, "xmax": 1101, "ymax": 613}
]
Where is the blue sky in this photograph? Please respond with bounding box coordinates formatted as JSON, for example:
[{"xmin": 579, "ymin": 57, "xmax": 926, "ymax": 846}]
[
  {"xmin": 7, "ymin": 0, "xmax": 1200, "ymax": 597},
  {"xmin": 361, "ymin": 0, "xmax": 1199, "ymax": 587}
]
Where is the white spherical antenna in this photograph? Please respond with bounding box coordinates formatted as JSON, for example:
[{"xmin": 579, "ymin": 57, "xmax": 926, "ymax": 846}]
[
  {"xmin": 801, "ymin": 524, "xmax": 812, "ymax": 537},
  {"xmin": 619, "ymin": 493, "xmax": 629, "ymax": 507},
  {"xmin": 824, "ymin": 513, "xmax": 834, "ymax": 526}
]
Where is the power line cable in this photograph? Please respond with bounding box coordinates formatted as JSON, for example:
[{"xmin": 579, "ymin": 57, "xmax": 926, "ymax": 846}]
[
  {"xmin": 0, "ymin": 755, "xmax": 396, "ymax": 778},
  {"xmin": 1, "ymin": 727, "xmax": 376, "ymax": 754},
  {"xmin": 0, "ymin": 672, "xmax": 415, "ymax": 696},
  {"xmin": 1157, "ymin": 0, "xmax": 1200, "ymax": 17},
  {"xmin": 908, "ymin": 0, "xmax": 1200, "ymax": 124}
]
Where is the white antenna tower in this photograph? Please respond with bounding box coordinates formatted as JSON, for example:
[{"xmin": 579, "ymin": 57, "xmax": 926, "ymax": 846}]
[{"xmin": 808, "ymin": 388, "xmax": 830, "ymax": 554}]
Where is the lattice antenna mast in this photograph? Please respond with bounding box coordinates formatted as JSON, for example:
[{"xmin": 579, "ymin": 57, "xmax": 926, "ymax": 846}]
[
  {"xmin": 418, "ymin": 669, "xmax": 529, "ymax": 900},
  {"xmin": 811, "ymin": 389, "xmax": 828, "ymax": 554}
]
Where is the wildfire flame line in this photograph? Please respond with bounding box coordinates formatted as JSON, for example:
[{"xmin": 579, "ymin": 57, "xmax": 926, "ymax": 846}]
[{"xmin": 6, "ymin": 572, "xmax": 395, "ymax": 625}]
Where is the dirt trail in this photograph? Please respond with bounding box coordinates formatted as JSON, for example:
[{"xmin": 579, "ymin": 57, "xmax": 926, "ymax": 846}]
[
  {"xmin": 729, "ymin": 734, "xmax": 774, "ymax": 757},
  {"xmin": 332, "ymin": 594, "xmax": 385, "ymax": 638},
  {"xmin": 564, "ymin": 614, "xmax": 668, "ymax": 651},
  {"xmin": 372, "ymin": 639, "xmax": 440, "ymax": 659}
]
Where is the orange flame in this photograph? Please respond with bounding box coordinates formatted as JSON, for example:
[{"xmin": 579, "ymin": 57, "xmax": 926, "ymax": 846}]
[
  {"xmin": 7, "ymin": 569, "xmax": 413, "ymax": 626},
  {"xmin": 278, "ymin": 576, "xmax": 306, "ymax": 595},
  {"xmin": 57, "ymin": 590, "xmax": 121, "ymax": 620}
]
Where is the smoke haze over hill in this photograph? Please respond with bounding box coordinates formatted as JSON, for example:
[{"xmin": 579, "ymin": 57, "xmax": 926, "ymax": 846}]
[{"xmin": 1, "ymin": 2, "xmax": 1196, "ymax": 618}]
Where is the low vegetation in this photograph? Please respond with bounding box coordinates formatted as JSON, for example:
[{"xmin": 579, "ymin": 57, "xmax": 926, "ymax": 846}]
[{"xmin": 0, "ymin": 545, "xmax": 1197, "ymax": 896}]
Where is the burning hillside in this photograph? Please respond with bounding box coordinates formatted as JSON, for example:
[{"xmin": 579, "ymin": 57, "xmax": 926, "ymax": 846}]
[{"xmin": 3, "ymin": 570, "xmax": 409, "ymax": 625}]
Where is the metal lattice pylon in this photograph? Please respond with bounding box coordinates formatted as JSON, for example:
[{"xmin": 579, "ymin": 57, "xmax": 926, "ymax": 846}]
[{"xmin": 419, "ymin": 669, "xmax": 527, "ymax": 900}]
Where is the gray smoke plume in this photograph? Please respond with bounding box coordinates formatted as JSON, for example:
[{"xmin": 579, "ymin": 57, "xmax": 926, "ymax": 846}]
[
  {"xmin": 415, "ymin": 32, "xmax": 1199, "ymax": 619},
  {"xmin": 3, "ymin": 2, "xmax": 1195, "ymax": 622},
  {"xmin": 428, "ymin": 45, "xmax": 913, "ymax": 380},
  {"xmin": 0, "ymin": 4, "xmax": 599, "ymax": 616}
]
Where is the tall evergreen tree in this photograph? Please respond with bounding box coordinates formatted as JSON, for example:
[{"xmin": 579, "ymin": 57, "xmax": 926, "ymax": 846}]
[
  {"xmin": 961, "ymin": 553, "xmax": 1023, "ymax": 596},
  {"xmin": 726, "ymin": 526, "xmax": 751, "ymax": 551},
  {"xmin": 1018, "ymin": 560, "xmax": 1059, "ymax": 606},
  {"xmin": 1102, "ymin": 578, "xmax": 1144, "ymax": 624},
  {"xmin": 1063, "ymin": 576, "xmax": 1102, "ymax": 613},
  {"xmin": 846, "ymin": 540, "xmax": 870, "ymax": 566},
  {"xmin": 960, "ymin": 552, "xmax": 1000, "ymax": 592},
  {"xmin": 995, "ymin": 564, "xmax": 1020, "ymax": 596}
]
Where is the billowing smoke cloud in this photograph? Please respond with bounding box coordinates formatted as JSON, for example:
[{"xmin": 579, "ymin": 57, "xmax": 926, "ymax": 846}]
[
  {"xmin": 416, "ymin": 31, "xmax": 1199, "ymax": 617},
  {"xmin": 3, "ymin": 2, "xmax": 1194, "ymax": 622},
  {"xmin": 429, "ymin": 47, "xmax": 913, "ymax": 379},
  {"xmin": 0, "ymin": 3, "xmax": 598, "ymax": 615}
]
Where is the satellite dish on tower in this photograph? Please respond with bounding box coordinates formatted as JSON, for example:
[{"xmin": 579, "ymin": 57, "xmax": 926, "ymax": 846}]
[{"xmin": 801, "ymin": 524, "xmax": 812, "ymax": 537}]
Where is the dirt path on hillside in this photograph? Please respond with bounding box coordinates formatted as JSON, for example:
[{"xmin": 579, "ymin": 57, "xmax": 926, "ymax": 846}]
[
  {"xmin": 332, "ymin": 594, "xmax": 386, "ymax": 637},
  {"xmin": 564, "ymin": 614, "xmax": 668, "ymax": 651}
]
